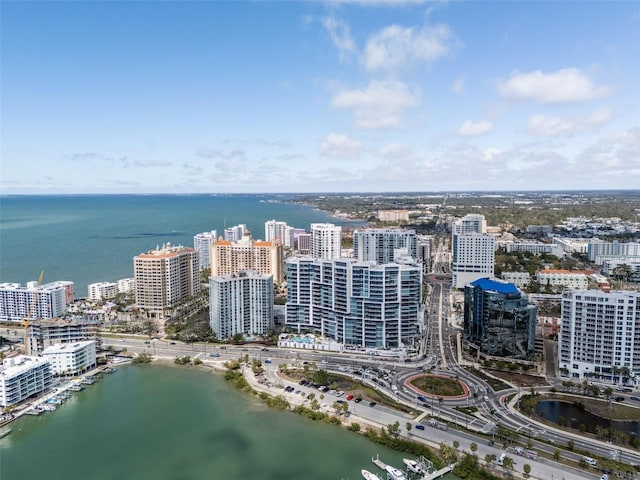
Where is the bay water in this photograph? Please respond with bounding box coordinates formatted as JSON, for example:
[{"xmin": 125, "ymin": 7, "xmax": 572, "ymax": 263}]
[
  {"xmin": 0, "ymin": 365, "xmax": 407, "ymax": 480},
  {"xmin": 0, "ymin": 194, "xmax": 359, "ymax": 296}
]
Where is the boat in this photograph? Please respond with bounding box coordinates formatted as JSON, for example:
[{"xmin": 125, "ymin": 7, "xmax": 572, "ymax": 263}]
[
  {"xmin": 41, "ymin": 404, "xmax": 56, "ymax": 411},
  {"xmin": 82, "ymin": 377, "xmax": 96, "ymax": 385},
  {"xmin": 402, "ymin": 458, "xmax": 423, "ymax": 474},
  {"xmin": 385, "ymin": 465, "xmax": 407, "ymax": 480},
  {"xmin": 0, "ymin": 427, "xmax": 12, "ymax": 439},
  {"xmin": 361, "ymin": 469, "xmax": 382, "ymax": 480},
  {"xmin": 69, "ymin": 384, "xmax": 84, "ymax": 391}
]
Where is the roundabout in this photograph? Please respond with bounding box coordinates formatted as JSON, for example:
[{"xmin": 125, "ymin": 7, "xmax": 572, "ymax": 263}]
[{"xmin": 405, "ymin": 373, "xmax": 470, "ymax": 400}]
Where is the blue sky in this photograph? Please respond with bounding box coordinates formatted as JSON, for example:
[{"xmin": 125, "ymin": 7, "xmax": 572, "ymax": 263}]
[{"xmin": 2, "ymin": 1, "xmax": 639, "ymax": 194}]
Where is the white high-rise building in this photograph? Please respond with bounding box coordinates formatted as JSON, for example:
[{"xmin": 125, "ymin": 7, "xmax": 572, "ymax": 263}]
[
  {"xmin": 451, "ymin": 214, "xmax": 494, "ymax": 289},
  {"xmin": 41, "ymin": 341, "xmax": 97, "ymax": 376},
  {"xmin": 559, "ymin": 290, "xmax": 640, "ymax": 384},
  {"xmin": 310, "ymin": 223, "xmax": 342, "ymax": 260},
  {"xmin": 0, "ymin": 280, "xmax": 74, "ymax": 323},
  {"xmin": 134, "ymin": 243, "xmax": 200, "ymax": 316},
  {"xmin": 452, "ymin": 214, "xmax": 487, "ymax": 235},
  {"xmin": 193, "ymin": 230, "xmax": 218, "ymax": 270},
  {"xmin": 353, "ymin": 228, "xmax": 417, "ymax": 264},
  {"xmin": 88, "ymin": 282, "xmax": 118, "ymax": 301},
  {"xmin": 285, "ymin": 257, "xmax": 422, "ymax": 348},
  {"xmin": 265, "ymin": 220, "xmax": 294, "ymax": 248},
  {"xmin": 0, "ymin": 356, "xmax": 53, "ymax": 407},
  {"xmin": 117, "ymin": 278, "xmax": 135, "ymax": 293},
  {"xmin": 209, "ymin": 271, "xmax": 274, "ymax": 338},
  {"xmin": 224, "ymin": 224, "xmax": 247, "ymax": 242}
]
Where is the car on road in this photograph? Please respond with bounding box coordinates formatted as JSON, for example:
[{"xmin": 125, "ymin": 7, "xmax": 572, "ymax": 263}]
[
  {"xmin": 346, "ymin": 394, "xmax": 354, "ymax": 401},
  {"xmin": 417, "ymin": 395, "xmax": 427, "ymax": 403},
  {"xmin": 354, "ymin": 397, "xmax": 362, "ymax": 403},
  {"xmin": 615, "ymin": 396, "xmax": 625, "ymax": 402},
  {"xmin": 631, "ymin": 396, "xmax": 640, "ymax": 401},
  {"xmin": 369, "ymin": 401, "xmax": 377, "ymax": 407},
  {"xmin": 209, "ymin": 353, "xmax": 220, "ymax": 357},
  {"xmin": 170, "ymin": 342, "xmax": 176, "ymax": 345},
  {"xmin": 415, "ymin": 424, "xmax": 425, "ymax": 430}
]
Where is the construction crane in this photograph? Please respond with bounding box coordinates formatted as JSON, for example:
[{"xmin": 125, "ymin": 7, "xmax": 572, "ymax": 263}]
[{"xmin": 23, "ymin": 271, "xmax": 44, "ymax": 355}]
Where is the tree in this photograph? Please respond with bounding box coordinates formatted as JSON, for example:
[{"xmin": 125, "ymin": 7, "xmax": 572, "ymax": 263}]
[
  {"xmin": 485, "ymin": 454, "xmax": 496, "ymax": 464},
  {"xmin": 523, "ymin": 464, "xmax": 531, "ymax": 477},
  {"xmin": 470, "ymin": 442, "xmax": 478, "ymax": 454},
  {"xmin": 553, "ymin": 449, "xmax": 561, "ymax": 461},
  {"xmin": 502, "ymin": 455, "xmax": 514, "ymax": 470},
  {"xmin": 406, "ymin": 422, "xmax": 413, "ymax": 434},
  {"xmin": 567, "ymin": 439, "xmax": 574, "ymax": 451},
  {"xmin": 453, "ymin": 440, "xmax": 460, "ymax": 450},
  {"xmin": 387, "ymin": 421, "xmax": 400, "ymax": 436}
]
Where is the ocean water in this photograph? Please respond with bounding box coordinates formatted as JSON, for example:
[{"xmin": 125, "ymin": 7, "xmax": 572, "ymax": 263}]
[{"xmin": 0, "ymin": 194, "xmax": 360, "ymax": 296}]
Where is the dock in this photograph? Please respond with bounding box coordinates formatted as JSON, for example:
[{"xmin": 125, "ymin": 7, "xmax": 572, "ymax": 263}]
[
  {"xmin": 421, "ymin": 465, "xmax": 454, "ymax": 480},
  {"xmin": 372, "ymin": 454, "xmax": 387, "ymax": 471}
]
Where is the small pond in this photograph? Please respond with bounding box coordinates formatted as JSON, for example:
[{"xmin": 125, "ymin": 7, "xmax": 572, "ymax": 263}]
[{"xmin": 536, "ymin": 400, "xmax": 640, "ymax": 437}]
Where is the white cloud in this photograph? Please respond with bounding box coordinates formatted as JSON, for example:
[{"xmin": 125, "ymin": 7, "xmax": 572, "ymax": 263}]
[
  {"xmin": 323, "ymin": 16, "xmax": 356, "ymax": 61},
  {"xmin": 363, "ymin": 24, "xmax": 455, "ymax": 72},
  {"xmin": 378, "ymin": 143, "xmax": 414, "ymax": 159},
  {"xmin": 321, "ymin": 133, "xmax": 363, "ymax": 159},
  {"xmin": 499, "ymin": 68, "xmax": 610, "ymax": 103},
  {"xmin": 451, "ymin": 77, "xmax": 464, "ymax": 93},
  {"xmin": 527, "ymin": 108, "xmax": 613, "ymax": 136},
  {"xmin": 574, "ymin": 127, "xmax": 640, "ymax": 176},
  {"xmin": 196, "ymin": 148, "xmax": 246, "ymax": 160},
  {"xmin": 459, "ymin": 119, "xmax": 493, "ymax": 136},
  {"xmin": 331, "ymin": 80, "xmax": 421, "ymax": 129}
]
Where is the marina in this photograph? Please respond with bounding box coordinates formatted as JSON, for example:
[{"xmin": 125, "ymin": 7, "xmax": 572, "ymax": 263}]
[{"xmin": 370, "ymin": 454, "xmax": 450, "ymax": 480}]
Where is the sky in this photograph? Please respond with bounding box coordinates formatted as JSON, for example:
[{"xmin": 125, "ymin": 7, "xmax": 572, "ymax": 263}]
[{"xmin": 1, "ymin": 0, "xmax": 639, "ymax": 194}]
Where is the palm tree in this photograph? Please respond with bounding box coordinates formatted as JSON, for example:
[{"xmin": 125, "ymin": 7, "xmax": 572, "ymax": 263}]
[
  {"xmin": 502, "ymin": 455, "xmax": 515, "ymax": 470},
  {"xmin": 523, "ymin": 463, "xmax": 531, "ymax": 477},
  {"xmin": 470, "ymin": 442, "xmax": 478, "ymax": 454}
]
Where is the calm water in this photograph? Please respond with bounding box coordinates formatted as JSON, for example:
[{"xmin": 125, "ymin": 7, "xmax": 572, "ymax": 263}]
[
  {"xmin": 0, "ymin": 194, "xmax": 361, "ymax": 296},
  {"xmin": 0, "ymin": 365, "xmax": 410, "ymax": 480},
  {"xmin": 536, "ymin": 399, "xmax": 640, "ymax": 437}
]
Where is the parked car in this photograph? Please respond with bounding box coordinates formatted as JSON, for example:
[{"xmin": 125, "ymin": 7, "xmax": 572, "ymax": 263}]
[
  {"xmin": 346, "ymin": 394, "xmax": 354, "ymax": 401},
  {"xmin": 415, "ymin": 424, "xmax": 425, "ymax": 430}
]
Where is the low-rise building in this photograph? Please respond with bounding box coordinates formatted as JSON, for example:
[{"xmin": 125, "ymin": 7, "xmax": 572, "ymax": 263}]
[
  {"xmin": 378, "ymin": 210, "xmax": 410, "ymax": 222},
  {"xmin": 42, "ymin": 341, "xmax": 97, "ymax": 376},
  {"xmin": 536, "ymin": 269, "xmax": 591, "ymax": 290},
  {"xmin": 0, "ymin": 356, "xmax": 53, "ymax": 407},
  {"xmin": 500, "ymin": 271, "xmax": 531, "ymax": 289},
  {"xmin": 88, "ymin": 282, "xmax": 118, "ymax": 301}
]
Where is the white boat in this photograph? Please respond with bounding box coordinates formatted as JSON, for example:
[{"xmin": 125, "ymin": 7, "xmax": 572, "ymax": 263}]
[
  {"xmin": 402, "ymin": 459, "xmax": 423, "ymax": 475},
  {"xmin": 385, "ymin": 465, "xmax": 407, "ymax": 480},
  {"xmin": 361, "ymin": 469, "xmax": 382, "ymax": 480},
  {"xmin": 0, "ymin": 427, "xmax": 12, "ymax": 439}
]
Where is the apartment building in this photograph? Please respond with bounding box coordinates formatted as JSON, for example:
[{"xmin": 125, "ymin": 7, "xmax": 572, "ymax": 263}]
[
  {"xmin": 377, "ymin": 210, "xmax": 410, "ymax": 222},
  {"xmin": 310, "ymin": 223, "xmax": 342, "ymax": 260},
  {"xmin": 193, "ymin": 230, "xmax": 218, "ymax": 270},
  {"xmin": 352, "ymin": 228, "xmax": 417, "ymax": 264},
  {"xmin": 285, "ymin": 257, "xmax": 422, "ymax": 348},
  {"xmin": 26, "ymin": 318, "xmax": 100, "ymax": 355},
  {"xmin": 209, "ymin": 271, "xmax": 274, "ymax": 338},
  {"xmin": 0, "ymin": 356, "xmax": 53, "ymax": 407},
  {"xmin": 537, "ymin": 269, "xmax": 591, "ymax": 290},
  {"xmin": 559, "ymin": 290, "xmax": 640, "ymax": 383},
  {"xmin": 0, "ymin": 280, "xmax": 74, "ymax": 323},
  {"xmin": 134, "ymin": 243, "xmax": 200, "ymax": 316},
  {"xmin": 211, "ymin": 237, "xmax": 283, "ymax": 283},
  {"xmin": 87, "ymin": 282, "xmax": 118, "ymax": 301},
  {"xmin": 265, "ymin": 220, "xmax": 295, "ymax": 248},
  {"xmin": 41, "ymin": 341, "xmax": 97, "ymax": 376}
]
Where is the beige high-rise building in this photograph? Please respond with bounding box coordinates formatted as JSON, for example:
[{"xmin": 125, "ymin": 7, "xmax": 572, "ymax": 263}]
[
  {"xmin": 134, "ymin": 243, "xmax": 200, "ymax": 316},
  {"xmin": 211, "ymin": 237, "xmax": 283, "ymax": 283}
]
